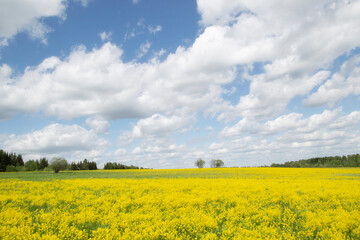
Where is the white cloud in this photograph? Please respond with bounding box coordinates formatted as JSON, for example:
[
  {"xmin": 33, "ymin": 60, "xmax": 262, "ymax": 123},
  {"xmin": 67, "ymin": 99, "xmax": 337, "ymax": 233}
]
[
  {"xmin": 124, "ymin": 20, "xmax": 161, "ymax": 41},
  {"xmin": 3, "ymin": 123, "xmax": 109, "ymax": 162},
  {"xmin": 0, "ymin": 38, "xmax": 8, "ymax": 47},
  {"xmin": 136, "ymin": 41, "xmax": 151, "ymax": 59},
  {"xmin": 197, "ymin": 0, "xmax": 244, "ymax": 26},
  {"xmin": 42, "ymin": 0, "xmax": 352, "ymax": 129},
  {"xmin": 206, "ymin": 126, "xmax": 215, "ymax": 132},
  {"xmin": 27, "ymin": 20, "xmax": 52, "ymax": 44},
  {"xmin": 195, "ymin": 0, "xmax": 360, "ymax": 121},
  {"xmin": 123, "ymin": 19, "xmax": 145, "ymax": 41},
  {"xmin": 304, "ymin": 55, "xmax": 360, "ymax": 107},
  {"xmin": 124, "ymin": 30, "xmax": 136, "ymax": 41},
  {"xmin": 132, "ymin": 0, "xmax": 141, "ymax": 4},
  {"xmin": 0, "ymin": 0, "xmax": 66, "ymax": 44},
  {"xmin": 128, "ymin": 140, "xmax": 194, "ymax": 169},
  {"xmin": 0, "ymin": 41, "xmax": 229, "ymax": 121},
  {"xmin": 148, "ymin": 25, "xmax": 162, "ymax": 34},
  {"xmin": 221, "ymin": 108, "xmax": 343, "ymax": 138},
  {"xmin": 216, "ymin": 71, "xmax": 330, "ymax": 121},
  {"xmin": 215, "ymin": 108, "xmax": 360, "ymax": 166},
  {"xmin": 329, "ymin": 111, "xmax": 360, "ymax": 129},
  {"xmin": 86, "ymin": 116, "xmax": 110, "ymax": 134},
  {"xmin": 116, "ymin": 112, "xmax": 200, "ymax": 168},
  {"xmin": 150, "ymin": 48, "xmax": 167, "ymax": 63},
  {"xmin": 115, "ymin": 148, "xmax": 127, "ymax": 156},
  {"xmin": 1, "ymin": 0, "xmax": 360, "ymax": 168},
  {"xmin": 131, "ymin": 114, "xmax": 187, "ymax": 138},
  {"xmin": 119, "ymin": 113, "xmax": 192, "ymax": 145},
  {"xmin": 73, "ymin": 0, "xmax": 92, "ymax": 7},
  {"xmin": 0, "ymin": 64, "xmax": 12, "ymax": 80},
  {"xmin": 99, "ymin": 31, "xmax": 112, "ymax": 42}
]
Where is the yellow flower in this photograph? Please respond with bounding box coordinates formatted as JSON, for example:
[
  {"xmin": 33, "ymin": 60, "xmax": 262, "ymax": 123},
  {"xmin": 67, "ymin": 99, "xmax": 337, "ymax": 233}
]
[{"xmin": 0, "ymin": 168, "xmax": 359, "ymax": 239}]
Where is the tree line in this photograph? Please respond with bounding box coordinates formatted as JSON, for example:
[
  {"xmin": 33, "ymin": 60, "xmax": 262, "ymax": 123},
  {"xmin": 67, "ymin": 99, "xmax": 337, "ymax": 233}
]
[
  {"xmin": 47, "ymin": 158, "xmax": 99, "ymax": 173},
  {"xmin": 0, "ymin": 149, "xmax": 24, "ymax": 172},
  {"xmin": 103, "ymin": 162, "xmax": 140, "ymax": 170},
  {"xmin": 69, "ymin": 158, "xmax": 97, "ymax": 171},
  {"xmin": 24, "ymin": 158, "xmax": 49, "ymax": 171},
  {"xmin": 0, "ymin": 149, "xmax": 144, "ymax": 173},
  {"xmin": 271, "ymin": 154, "xmax": 360, "ymax": 168},
  {"xmin": 0, "ymin": 149, "xmax": 99, "ymax": 173}
]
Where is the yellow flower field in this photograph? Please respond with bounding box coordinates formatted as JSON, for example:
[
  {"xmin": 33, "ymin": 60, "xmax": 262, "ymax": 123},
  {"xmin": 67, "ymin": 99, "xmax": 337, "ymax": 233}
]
[{"xmin": 0, "ymin": 168, "xmax": 360, "ymax": 239}]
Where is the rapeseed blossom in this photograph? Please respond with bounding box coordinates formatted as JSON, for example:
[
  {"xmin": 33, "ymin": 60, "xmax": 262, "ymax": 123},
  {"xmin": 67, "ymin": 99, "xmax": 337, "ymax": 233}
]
[{"xmin": 0, "ymin": 168, "xmax": 359, "ymax": 239}]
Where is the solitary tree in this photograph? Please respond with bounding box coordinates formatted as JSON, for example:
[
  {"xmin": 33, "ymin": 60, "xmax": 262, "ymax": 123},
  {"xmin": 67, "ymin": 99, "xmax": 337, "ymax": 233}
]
[
  {"xmin": 50, "ymin": 157, "xmax": 68, "ymax": 173},
  {"xmin": 195, "ymin": 158, "xmax": 205, "ymax": 168},
  {"xmin": 210, "ymin": 159, "xmax": 224, "ymax": 168}
]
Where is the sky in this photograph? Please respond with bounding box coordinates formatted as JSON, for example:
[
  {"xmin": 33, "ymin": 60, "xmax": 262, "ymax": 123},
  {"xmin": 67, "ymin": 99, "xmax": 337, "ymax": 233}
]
[{"xmin": 0, "ymin": 0, "xmax": 360, "ymax": 169}]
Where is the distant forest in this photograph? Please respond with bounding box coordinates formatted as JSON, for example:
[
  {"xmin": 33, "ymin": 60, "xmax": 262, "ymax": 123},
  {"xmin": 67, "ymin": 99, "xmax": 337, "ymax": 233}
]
[
  {"xmin": 0, "ymin": 149, "xmax": 24, "ymax": 172},
  {"xmin": 0, "ymin": 149, "xmax": 141, "ymax": 172},
  {"xmin": 1, "ymin": 149, "xmax": 360, "ymax": 172},
  {"xmin": 271, "ymin": 154, "xmax": 360, "ymax": 168},
  {"xmin": 103, "ymin": 162, "xmax": 141, "ymax": 170}
]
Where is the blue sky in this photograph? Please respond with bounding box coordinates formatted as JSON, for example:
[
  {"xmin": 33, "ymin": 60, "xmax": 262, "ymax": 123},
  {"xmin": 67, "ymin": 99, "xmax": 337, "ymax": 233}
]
[{"xmin": 1, "ymin": 0, "xmax": 360, "ymax": 169}]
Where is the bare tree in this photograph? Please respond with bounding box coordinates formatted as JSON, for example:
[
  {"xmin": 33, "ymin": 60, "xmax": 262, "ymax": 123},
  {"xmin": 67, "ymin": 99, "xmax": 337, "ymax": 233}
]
[
  {"xmin": 195, "ymin": 158, "xmax": 205, "ymax": 168},
  {"xmin": 210, "ymin": 159, "xmax": 224, "ymax": 168}
]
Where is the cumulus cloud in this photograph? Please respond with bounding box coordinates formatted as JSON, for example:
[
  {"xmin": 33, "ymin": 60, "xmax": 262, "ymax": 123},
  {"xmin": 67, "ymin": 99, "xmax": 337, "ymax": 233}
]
[
  {"xmin": 215, "ymin": 108, "xmax": 360, "ymax": 166},
  {"xmin": 0, "ymin": 0, "xmax": 66, "ymax": 44},
  {"xmin": 131, "ymin": 114, "xmax": 187, "ymax": 138},
  {"xmin": 126, "ymin": 140, "xmax": 196, "ymax": 169},
  {"xmin": 0, "ymin": 41, "xmax": 229, "ymax": 121},
  {"xmin": 3, "ymin": 123, "xmax": 109, "ymax": 161},
  {"xmin": 119, "ymin": 113, "xmax": 193, "ymax": 145},
  {"xmin": 329, "ymin": 111, "xmax": 360, "ymax": 129},
  {"xmin": 114, "ymin": 148, "xmax": 127, "ymax": 156},
  {"xmin": 304, "ymin": 55, "xmax": 360, "ymax": 107},
  {"xmin": 3, "ymin": 0, "xmax": 356, "ymax": 124},
  {"xmin": 0, "ymin": 64, "xmax": 12, "ymax": 79},
  {"xmin": 1, "ymin": 0, "xmax": 360, "ymax": 168},
  {"xmin": 217, "ymin": 71, "xmax": 330, "ymax": 121},
  {"xmin": 195, "ymin": 0, "xmax": 360, "ymax": 121},
  {"xmin": 221, "ymin": 108, "xmax": 343, "ymax": 138},
  {"xmin": 86, "ymin": 116, "xmax": 110, "ymax": 134}
]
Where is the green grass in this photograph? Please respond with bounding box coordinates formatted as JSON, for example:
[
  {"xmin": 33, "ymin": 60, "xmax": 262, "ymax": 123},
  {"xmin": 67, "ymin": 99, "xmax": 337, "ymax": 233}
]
[
  {"xmin": 2, "ymin": 167, "xmax": 358, "ymax": 181},
  {"xmin": 0, "ymin": 168, "xmax": 266, "ymax": 181},
  {"xmin": 0, "ymin": 170, "xmax": 151, "ymax": 181}
]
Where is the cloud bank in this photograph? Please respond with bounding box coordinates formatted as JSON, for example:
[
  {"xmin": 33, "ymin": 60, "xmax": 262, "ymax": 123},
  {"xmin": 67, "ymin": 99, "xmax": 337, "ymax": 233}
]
[
  {"xmin": 1, "ymin": 0, "xmax": 360, "ymax": 167},
  {"xmin": 0, "ymin": 0, "xmax": 66, "ymax": 44}
]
